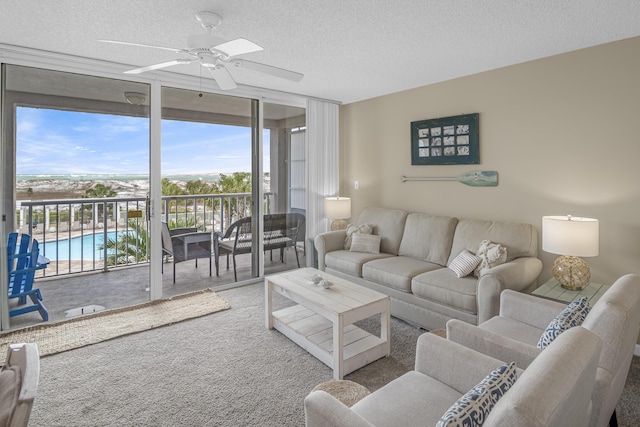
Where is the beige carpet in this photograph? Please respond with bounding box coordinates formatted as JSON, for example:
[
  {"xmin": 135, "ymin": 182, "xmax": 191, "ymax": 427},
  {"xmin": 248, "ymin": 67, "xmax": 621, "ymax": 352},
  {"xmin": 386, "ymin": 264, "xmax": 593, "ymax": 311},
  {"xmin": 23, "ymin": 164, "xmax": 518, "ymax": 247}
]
[{"xmin": 0, "ymin": 288, "xmax": 230, "ymax": 364}]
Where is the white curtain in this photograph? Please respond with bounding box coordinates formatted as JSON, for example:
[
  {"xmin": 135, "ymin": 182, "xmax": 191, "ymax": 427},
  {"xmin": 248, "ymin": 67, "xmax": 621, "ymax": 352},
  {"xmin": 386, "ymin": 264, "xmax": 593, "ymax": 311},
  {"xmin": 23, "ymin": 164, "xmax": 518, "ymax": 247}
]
[{"xmin": 306, "ymin": 99, "xmax": 340, "ymax": 247}]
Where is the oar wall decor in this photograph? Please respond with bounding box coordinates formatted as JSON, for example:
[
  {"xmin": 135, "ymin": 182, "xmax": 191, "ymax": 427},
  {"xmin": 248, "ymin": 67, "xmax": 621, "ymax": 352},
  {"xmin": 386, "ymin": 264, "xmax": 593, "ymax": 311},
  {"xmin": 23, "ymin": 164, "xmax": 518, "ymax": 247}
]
[{"xmin": 401, "ymin": 171, "xmax": 498, "ymax": 187}]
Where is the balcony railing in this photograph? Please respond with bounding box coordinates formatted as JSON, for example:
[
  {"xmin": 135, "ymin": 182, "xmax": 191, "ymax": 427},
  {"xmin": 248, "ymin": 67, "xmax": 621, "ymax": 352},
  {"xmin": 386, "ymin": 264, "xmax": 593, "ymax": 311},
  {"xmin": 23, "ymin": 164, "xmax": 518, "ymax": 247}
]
[{"xmin": 17, "ymin": 192, "xmax": 273, "ymax": 277}]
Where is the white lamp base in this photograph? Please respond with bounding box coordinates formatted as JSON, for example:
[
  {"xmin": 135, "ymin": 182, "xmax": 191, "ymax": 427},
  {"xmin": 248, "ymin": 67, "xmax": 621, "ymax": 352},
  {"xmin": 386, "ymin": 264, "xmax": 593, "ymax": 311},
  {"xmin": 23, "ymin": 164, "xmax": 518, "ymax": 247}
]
[
  {"xmin": 552, "ymin": 255, "xmax": 591, "ymax": 290},
  {"xmin": 330, "ymin": 219, "xmax": 347, "ymax": 231}
]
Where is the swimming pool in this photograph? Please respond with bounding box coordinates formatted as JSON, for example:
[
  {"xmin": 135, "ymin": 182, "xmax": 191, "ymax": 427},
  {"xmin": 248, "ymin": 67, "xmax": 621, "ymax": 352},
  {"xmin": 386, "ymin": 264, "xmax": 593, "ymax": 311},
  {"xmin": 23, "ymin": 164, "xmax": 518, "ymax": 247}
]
[{"xmin": 42, "ymin": 232, "xmax": 117, "ymax": 260}]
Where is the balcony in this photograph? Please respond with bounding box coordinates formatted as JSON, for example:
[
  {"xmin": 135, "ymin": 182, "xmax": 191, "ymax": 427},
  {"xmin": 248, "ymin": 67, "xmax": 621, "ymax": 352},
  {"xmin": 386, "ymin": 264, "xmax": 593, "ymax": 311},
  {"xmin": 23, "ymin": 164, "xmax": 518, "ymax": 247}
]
[{"xmin": 8, "ymin": 192, "xmax": 306, "ymax": 330}]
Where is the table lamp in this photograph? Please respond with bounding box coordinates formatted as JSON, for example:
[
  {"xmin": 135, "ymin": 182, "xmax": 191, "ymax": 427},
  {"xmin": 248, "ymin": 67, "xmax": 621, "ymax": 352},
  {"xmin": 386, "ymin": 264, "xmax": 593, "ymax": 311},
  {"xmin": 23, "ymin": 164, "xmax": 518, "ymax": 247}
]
[
  {"xmin": 542, "ymin": 215, "xmax": 599, "ymax": 290},
  {"xmin": 324, "ymin": 197, "xmax": 351, "ymax": 231}
]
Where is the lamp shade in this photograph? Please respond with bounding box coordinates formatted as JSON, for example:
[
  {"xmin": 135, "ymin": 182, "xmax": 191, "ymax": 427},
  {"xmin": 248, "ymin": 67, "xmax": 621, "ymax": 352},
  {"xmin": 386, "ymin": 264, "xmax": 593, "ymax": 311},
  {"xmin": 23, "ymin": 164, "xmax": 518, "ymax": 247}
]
[
  {"xmin": 324, "ymin": 197, "xmax": 351, "ymax": 219},
  {"xmin": 542, "ymin": 215, "xmax": 599, "ymax": 257}
]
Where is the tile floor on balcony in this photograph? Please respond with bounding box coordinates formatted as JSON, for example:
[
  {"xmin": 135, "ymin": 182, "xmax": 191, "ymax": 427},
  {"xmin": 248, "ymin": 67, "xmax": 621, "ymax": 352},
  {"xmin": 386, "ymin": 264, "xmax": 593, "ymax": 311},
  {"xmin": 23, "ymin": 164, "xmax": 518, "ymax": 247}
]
[{"xmin": 5, "ymin": 246, "xmax": 306, "ymax": 330}]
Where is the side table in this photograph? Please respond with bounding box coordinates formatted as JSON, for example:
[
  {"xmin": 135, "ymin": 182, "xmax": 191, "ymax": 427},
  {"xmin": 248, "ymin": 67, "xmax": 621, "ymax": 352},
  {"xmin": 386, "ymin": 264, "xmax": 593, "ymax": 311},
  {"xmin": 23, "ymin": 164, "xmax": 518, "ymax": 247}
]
[{"xmin": 532, "ymin": 278, "xmax": 609, "ymax": 305}]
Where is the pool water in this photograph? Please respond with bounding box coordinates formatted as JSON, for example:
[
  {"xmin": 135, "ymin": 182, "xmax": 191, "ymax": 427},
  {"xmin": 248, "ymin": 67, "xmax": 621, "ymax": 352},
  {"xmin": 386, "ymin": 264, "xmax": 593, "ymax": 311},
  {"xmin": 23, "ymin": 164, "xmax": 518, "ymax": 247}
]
[{"xmin": 42, "ymin": 232, "xmax": 118, "ymax": 260}]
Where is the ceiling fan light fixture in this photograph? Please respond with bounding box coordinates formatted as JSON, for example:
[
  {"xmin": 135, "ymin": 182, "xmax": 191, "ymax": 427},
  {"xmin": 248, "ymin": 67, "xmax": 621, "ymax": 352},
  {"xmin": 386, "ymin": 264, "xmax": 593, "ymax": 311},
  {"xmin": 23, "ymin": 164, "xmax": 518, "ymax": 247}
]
[
  {"xmin": 196, "ymin": 11, "xmax": 222, "ymax": 29},
  {"xmin": 124, "ymin": 92, "xmax": 147, "ymax": 105},
  {"xmin": 99, "ymin": 10, "xmax": 303, "ymax": 90}
]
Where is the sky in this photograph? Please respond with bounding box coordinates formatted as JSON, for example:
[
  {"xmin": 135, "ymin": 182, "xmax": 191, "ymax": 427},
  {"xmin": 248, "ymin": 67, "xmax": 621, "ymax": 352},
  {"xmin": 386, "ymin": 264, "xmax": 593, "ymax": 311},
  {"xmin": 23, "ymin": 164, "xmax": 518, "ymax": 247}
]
[{"xmin": 16, "ymin": 107, "xmax": 269, "ymax": 176}]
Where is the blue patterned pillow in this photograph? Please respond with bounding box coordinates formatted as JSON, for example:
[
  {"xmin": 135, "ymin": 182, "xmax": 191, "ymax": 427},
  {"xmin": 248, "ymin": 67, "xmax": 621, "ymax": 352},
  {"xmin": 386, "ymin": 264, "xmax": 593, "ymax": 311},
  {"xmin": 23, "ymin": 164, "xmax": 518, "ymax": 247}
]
[
  {"xmin": 436, "ymin": 362, "xmax": 517, "ymax": 427},
  {"xmin": 537, "ymin": 297, "xmax": 590, "ymax": 349}
]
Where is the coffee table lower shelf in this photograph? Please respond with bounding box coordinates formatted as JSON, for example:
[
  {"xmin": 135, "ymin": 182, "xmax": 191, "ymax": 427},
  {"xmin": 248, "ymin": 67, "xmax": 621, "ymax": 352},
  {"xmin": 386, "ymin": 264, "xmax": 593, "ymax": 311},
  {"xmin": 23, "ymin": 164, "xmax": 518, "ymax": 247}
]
[{"xmin": 272, "ymin": 304, "xmax": 388, "ymax": 377}]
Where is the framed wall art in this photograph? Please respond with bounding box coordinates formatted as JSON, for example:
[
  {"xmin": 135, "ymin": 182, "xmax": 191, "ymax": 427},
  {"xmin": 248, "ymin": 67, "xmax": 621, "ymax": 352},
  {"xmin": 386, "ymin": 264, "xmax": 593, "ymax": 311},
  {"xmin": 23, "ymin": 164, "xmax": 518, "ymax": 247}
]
[{"xmin": 410, "ymin": 113, "xmax": 479, "ymax": 165}]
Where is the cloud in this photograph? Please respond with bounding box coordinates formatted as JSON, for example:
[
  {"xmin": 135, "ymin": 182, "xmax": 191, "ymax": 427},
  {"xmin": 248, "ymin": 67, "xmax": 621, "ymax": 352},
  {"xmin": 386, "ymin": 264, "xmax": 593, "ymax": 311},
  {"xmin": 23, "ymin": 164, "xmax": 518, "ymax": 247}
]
[{"xmin": 16, "ymin": 107, "xmax": 268, "ymax": 175}]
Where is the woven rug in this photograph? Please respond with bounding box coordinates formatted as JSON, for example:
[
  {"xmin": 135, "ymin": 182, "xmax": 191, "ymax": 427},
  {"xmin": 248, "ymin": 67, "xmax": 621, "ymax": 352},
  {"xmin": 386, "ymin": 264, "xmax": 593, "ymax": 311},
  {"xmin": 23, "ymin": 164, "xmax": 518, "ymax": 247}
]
[{"xmin": 0, "ymin": 288, "xmax": 230, "ymax": 364}]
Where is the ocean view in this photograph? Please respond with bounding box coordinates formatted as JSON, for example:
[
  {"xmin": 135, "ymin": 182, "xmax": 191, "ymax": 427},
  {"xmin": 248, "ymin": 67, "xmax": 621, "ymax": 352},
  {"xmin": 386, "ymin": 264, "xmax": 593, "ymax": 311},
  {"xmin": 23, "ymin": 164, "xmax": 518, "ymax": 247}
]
[{"xmin": 17, "ymin": 173, "xmax": 222, "ymax": 182}]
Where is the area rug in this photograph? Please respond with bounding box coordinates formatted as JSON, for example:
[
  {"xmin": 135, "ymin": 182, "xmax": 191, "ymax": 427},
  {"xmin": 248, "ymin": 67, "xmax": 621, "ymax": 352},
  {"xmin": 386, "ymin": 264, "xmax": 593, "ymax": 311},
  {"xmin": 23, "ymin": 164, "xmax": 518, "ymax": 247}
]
[{"xmin": 0, "ymin": 288, "xmax": 230, "ymax": 364}]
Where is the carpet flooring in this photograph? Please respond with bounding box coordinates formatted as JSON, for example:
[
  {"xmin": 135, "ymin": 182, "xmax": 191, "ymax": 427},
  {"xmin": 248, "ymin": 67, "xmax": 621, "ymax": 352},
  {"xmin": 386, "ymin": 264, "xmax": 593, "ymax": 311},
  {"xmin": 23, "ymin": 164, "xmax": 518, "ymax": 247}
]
[
  {"xmin": 25, "ymin": 282, "xmax": 640, "ymax": 426},
  {"xmin": 0, "ymin": 289, "xmax": 230, "ymax": 365}
]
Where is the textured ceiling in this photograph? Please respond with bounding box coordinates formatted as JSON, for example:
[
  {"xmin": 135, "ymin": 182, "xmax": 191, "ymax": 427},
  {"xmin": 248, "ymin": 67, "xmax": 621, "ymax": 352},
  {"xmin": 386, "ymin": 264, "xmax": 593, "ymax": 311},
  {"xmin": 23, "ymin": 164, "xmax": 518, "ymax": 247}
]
[{"xmin": 2, "ymin": 0, "xmax": 640, "ymax": 104}]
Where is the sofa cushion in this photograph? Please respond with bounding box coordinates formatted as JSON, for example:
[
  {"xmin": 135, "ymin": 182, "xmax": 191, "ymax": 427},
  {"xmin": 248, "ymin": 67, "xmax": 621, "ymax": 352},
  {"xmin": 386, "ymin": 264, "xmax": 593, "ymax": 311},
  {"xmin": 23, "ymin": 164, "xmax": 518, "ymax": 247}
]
[
  {"xmin": 350, "ymin": 233, "xmax": 381, "ymax": 254},
  {"xmin": 448, "ymin": 250, "xmax": 482, "ymax": 278},
  {"xmin": 436, "ymin": 362, "xmax": 517, "ymax": 427},
  {"xmin": 537, "ymin": 297, "xmax": 590, "ymax": 349},
  {"xmin": 479, "ymin": 316, "xmax": 543, "ymax": 346},
  {"xmin": 325, "ymin": 249, "xmax": 393, "ymax": 277},
  {"xmin": 352, "ymin": 371, "xmax": 460, "ymax": 427},
  {"xmin": 344, "ymin": 223, "xmax": 374, "ymax": 250},
  {"xmin": 398, "ymin": 213, "xmax": 458, "ymax": 266},
  {"xmin": 412, "ymin": 268, "xmax": 478, "ymax": 314},
  {"xmin": 356, "ymin": 207, "xmax": 408, "ymax": 255},
  {"xmin": 447, "ymin": 218, "xmax": 537, "ymax": 265},
  {"xmin": 363, "ymin": 256, "xmax": 441, "ymax": 293}
]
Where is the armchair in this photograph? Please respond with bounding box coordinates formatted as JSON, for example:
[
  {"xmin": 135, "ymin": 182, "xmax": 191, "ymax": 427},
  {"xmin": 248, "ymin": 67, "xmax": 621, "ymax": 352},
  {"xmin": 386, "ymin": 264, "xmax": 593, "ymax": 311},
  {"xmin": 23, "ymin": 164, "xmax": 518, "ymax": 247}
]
[
  {"xmin": 305, "ymin": 327, "xmax": 602, "ymax": 427},
  {"xmin": 161, "ymin": 223, "xmax": 213, "ymax": 283},
  {"xmin": 0, "ymin": 343, "xmax": 40, "ymax": 427},
  {"xmin": 446, "ymin": 273, "xmax": 640, "ymax": 427}
]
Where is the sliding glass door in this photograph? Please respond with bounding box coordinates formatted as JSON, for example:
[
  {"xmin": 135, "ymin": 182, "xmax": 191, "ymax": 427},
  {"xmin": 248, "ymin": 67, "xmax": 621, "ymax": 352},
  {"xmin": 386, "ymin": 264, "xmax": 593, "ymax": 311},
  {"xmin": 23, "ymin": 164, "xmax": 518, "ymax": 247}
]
[
  {"xmin": 1, "ymin": 59, "xmax": 308, "ymax": 329},
  {"xmin": 1, "ymin": 64, "xmax": 151, "ymax": 329},
  {"xmin": 159, "ymin": 87, "xmax": 261, "ymax": 286}
]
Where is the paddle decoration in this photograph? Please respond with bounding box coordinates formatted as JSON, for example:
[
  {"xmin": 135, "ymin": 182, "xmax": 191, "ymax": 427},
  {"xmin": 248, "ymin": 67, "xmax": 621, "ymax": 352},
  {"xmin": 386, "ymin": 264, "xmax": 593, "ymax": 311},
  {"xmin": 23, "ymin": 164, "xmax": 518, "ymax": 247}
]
[{"xmin": 401, "ymin": 171, "xmax": 498, "ymax": 187}]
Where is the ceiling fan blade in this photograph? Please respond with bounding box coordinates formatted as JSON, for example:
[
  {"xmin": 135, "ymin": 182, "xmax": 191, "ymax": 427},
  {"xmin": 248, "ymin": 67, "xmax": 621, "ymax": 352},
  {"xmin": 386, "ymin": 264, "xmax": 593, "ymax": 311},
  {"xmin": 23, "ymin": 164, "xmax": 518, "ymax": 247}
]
[
  {"xmin": 124, "ymin": 59, "xmax": 197, "ymax": 74},
  {"xmin": 213, "ymin": 38, "xmax": 263, "ymax": 57},
  {"xmin": 231, "ymin": 59, "xmax": 303, "ymax": 82},
  {"xmin": 209, "ymin": 66, "xmax": 238, "ymax": 90},
  {"xmin": 98, "ymin": 39, "xmax": 187, "ymax": 55}
]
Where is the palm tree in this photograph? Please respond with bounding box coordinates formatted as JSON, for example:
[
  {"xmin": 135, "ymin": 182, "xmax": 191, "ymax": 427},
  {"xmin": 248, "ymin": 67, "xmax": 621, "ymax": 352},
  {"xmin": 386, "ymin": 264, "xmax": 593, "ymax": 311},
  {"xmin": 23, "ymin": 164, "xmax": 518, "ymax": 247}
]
[
  {"xmin": 215, "ymin": 172, "xmax": 252, "ymax": 225},
  {"xmin": 99, "ymin": 220, "xmax": 149, "ymax": 266}
]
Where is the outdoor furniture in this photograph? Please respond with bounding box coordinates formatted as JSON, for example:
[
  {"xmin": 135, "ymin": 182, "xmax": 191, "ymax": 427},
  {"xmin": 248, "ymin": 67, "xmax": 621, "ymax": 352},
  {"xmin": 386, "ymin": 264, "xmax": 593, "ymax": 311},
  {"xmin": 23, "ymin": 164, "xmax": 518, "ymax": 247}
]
[
  {"xmin": 0, "ymin": 343, "xmax": 40, "ymax": 427},
  {"xmin": 7, "ymin": 233, "xmax": 49, "ymax": 321},
  {"xmin": 160, "ymin": 223, "xmax": 213, "ymax": 284},
  {"xmin": 217, "ymin": 213, "xmax": 305, "ymax": 281}
]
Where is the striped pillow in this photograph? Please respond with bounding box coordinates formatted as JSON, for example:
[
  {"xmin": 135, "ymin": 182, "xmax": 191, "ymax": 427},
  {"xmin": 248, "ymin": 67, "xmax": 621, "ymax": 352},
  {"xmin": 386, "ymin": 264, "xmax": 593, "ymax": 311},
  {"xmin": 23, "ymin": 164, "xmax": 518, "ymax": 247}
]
[
  {"xmin": 349, "ymin": 233, "xmax": 381, "ymax": 254},
  {"xmin": 449, "ymin": 250, "xmax": 482, "ymax": 278}
]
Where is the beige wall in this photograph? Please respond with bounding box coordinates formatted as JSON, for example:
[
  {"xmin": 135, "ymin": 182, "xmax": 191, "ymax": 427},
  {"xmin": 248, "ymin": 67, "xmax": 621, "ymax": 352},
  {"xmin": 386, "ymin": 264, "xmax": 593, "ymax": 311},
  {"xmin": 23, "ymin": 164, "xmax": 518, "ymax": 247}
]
[{"xmin": 340, "ymin": 36, "xmax": 640, "ymax": 290}]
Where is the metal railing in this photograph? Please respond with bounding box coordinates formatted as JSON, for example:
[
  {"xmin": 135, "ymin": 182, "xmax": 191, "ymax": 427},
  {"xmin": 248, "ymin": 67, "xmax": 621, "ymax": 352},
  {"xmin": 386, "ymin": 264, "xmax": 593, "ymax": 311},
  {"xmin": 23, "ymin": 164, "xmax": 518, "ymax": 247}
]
[{"xmin": 17, "ymin": 192, "xmax": 273, "ymax": 277}]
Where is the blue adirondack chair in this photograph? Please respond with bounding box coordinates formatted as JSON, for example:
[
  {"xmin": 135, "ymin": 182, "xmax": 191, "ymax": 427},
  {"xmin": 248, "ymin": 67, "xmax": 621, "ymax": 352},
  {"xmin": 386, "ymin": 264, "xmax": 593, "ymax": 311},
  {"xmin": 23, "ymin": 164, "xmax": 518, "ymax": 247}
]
[{"xmin": 7, "ymin": 232, "xmax": 49, "ymax": 321}]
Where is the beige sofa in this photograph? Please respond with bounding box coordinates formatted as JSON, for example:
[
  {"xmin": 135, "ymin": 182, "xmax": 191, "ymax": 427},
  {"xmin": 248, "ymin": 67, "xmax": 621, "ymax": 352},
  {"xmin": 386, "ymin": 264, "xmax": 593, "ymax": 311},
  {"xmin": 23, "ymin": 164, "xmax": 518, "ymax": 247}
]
[
  {"xmin": 446, "ymin": 273, "xmax": 640, "ymax": 427},
  {"xmin": 314, "ymin": 207, "xmax": 542, "ymax": 330},
  {"xmin": 305, "ymin": 326, "xmax": 602, "ymax": 427}
]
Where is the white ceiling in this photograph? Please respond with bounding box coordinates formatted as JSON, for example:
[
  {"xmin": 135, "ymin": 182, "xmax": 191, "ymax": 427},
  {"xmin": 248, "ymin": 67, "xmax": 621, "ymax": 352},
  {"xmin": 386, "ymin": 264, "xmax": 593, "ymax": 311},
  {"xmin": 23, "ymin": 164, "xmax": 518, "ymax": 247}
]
[{"xmin": 2, "ymin": 0, "xmax": 640, "ymax": 104}]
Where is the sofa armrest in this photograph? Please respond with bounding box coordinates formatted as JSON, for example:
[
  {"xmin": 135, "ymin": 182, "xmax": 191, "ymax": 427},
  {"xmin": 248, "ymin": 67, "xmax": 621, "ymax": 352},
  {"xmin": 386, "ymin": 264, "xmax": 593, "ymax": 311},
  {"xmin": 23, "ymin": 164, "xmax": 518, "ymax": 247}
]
[
  {"xmin": 314, "ymin": 231, "xmax": 347, "ymax": 271},
  {"xmin": 414, "ymin": 332, "xmax": 510, "ymax": 394},
  {"xmin": 446, "ymin": 319, "xmax": 541, "ymax": 369},
  {"xmin": 476, "ymin": 256, "xmax": 543, "ymax": 324},
  {"xmin": 304, "ymin": 391, "xmax": 375, "ymax": 427},
  {"xmin": 498, "ymin": 289, "xmax": 567, "ymax": 329}
]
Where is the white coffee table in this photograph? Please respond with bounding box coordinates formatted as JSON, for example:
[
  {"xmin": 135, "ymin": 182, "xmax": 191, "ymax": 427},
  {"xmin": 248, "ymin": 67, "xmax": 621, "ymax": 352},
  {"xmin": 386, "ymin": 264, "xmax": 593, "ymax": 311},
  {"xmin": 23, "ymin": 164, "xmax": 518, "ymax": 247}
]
[{"xmin": 265, "ymin": 267, "xmax": 390, "ymax": 379}]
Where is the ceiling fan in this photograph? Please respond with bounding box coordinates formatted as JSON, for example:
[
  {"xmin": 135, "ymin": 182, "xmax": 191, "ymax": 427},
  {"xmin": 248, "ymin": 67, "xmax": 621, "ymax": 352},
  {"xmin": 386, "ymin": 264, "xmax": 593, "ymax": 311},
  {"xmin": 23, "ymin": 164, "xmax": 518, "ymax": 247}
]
[{"xmin": 99, "ymin": 11, "xmax": 303, "ymax": 90}]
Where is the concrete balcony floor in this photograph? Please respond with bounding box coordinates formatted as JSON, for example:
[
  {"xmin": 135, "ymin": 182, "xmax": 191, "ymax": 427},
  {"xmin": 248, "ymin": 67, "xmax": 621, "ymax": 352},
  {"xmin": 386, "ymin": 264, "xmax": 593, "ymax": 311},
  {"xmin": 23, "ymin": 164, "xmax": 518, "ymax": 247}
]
[{"xmin": 6, "ymin": 246, "xmax": 306, "ymax": 331}]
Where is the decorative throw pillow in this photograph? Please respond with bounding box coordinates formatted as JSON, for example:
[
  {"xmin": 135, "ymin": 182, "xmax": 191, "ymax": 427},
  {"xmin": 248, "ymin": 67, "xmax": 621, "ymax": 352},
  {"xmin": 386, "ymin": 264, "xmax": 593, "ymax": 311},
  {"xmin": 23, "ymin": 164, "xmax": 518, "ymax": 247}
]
[
  {"xmin": 474, "ymin": 240, "xmax": 508, "ymax": 277},
  {"xmin": 344, "ymin": 223, "xmax": 374, "ymax": 250},
  {"xmin": 448, "ymin": 250, "xmax": 482, "ymax": 278},
  {"xmin": 349, "ymin": 233, "xmax": 381, "ymax": 254},
  {"xmin": 437, "ymin": 362, "xmax": 517, "ymax": 427},
  {"xmin": 537, "ymin": 297, "xmax": 590, "ymax": 349}
]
